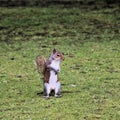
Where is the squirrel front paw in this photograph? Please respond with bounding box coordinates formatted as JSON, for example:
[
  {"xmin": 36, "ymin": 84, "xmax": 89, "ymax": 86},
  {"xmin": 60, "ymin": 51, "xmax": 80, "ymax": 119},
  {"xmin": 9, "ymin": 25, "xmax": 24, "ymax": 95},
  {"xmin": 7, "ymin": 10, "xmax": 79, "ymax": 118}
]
[{"xmin": 55, "ymin": 69, "xmax": 60, "ymax": 75}]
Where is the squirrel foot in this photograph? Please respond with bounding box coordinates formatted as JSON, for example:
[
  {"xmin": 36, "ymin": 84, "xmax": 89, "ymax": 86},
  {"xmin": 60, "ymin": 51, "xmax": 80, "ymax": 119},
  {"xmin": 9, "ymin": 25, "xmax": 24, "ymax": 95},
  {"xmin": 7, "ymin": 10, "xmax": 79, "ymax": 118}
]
[
  {"xmin": 43, "ymin": 96, "xmax": 50, "ymax": 99},
  {"xmin": 54, "ymin": 94, "xmax": 61, "ymax": 98}
]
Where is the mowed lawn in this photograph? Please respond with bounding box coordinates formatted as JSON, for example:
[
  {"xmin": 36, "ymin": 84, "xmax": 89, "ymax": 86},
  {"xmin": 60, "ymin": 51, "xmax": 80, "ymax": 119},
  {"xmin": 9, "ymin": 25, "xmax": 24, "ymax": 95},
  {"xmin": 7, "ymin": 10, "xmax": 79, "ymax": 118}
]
[{"xmin": 0, "ymin": 6, "xmax": 120, "ymax": 120}]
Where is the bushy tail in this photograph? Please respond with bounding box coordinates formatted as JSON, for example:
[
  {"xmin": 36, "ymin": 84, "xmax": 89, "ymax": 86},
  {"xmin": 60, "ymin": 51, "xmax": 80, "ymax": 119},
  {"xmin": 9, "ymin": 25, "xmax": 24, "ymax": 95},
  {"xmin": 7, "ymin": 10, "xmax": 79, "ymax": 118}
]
[{"xmin": 35, "ymin": 56, "xmax": 46, "ymax": 75}]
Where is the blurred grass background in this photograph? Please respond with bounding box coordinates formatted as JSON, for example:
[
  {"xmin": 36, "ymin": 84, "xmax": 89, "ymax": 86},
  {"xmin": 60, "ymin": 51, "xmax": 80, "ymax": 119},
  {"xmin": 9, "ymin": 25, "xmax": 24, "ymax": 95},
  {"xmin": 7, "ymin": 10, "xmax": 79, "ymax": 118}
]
[{"xmin": 0, "ymin": 1, "xmax": 120, "ymax": 120}]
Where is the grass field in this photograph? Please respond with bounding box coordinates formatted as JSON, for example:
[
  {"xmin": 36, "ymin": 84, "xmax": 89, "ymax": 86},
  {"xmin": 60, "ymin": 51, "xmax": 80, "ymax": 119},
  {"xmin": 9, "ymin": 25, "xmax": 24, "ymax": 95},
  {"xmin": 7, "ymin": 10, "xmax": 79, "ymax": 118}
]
[{"xmin": 0, "ymin": 5, "xmax": 120, "ymax": 120}]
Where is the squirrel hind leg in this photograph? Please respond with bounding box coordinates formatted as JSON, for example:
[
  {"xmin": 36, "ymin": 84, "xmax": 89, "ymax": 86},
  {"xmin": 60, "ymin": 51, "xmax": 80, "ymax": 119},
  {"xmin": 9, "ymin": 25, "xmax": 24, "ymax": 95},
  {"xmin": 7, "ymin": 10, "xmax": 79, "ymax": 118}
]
[
  {"xmin": 44, "ymin": 83, "xmax": 51, "ymax": 98},
  {"xmin": 55, "ymin": 82, "xmax": 61, "ymax": 97}
]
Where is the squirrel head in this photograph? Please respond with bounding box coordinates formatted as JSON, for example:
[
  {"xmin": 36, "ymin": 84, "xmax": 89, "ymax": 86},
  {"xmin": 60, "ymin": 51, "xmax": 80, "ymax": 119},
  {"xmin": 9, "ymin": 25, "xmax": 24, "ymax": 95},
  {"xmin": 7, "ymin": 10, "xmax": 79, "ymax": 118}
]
[{"xmin": 52, "ymin": 49, "xmax": 64, "ymax": 61}]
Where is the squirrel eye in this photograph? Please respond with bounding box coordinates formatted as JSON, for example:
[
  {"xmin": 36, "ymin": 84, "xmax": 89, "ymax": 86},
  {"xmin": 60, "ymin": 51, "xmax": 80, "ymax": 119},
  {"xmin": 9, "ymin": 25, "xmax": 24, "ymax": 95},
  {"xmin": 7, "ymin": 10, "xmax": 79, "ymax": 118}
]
[{"xmin": 57, "ymin": 54, "xmax": 60, "ymax": 57}]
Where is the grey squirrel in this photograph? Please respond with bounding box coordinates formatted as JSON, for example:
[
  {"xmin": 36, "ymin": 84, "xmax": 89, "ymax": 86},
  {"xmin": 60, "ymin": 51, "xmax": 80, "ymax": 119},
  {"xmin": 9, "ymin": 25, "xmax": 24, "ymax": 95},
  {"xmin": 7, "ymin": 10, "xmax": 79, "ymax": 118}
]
[{"xmin": 35, "ymin": 49, "xmax": 64, "ymax": 98}]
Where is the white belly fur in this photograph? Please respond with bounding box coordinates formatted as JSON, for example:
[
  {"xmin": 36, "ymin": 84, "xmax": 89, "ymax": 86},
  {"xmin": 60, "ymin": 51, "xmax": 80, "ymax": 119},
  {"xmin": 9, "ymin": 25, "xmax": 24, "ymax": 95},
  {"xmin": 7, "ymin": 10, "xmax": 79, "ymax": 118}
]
[
  {"xmin": 49, "ymin": 60, "xmax": 60, "ymax": 89},
  {"xmin": 49, "ymin": 71, "xmax": 57, "ymax": 89}
]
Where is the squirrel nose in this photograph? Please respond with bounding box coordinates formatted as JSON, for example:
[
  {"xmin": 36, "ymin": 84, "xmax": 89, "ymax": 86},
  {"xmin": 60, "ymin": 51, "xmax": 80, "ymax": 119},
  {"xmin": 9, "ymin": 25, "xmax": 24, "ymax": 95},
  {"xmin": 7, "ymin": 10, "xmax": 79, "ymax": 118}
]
[{"xmin": 61, "ymin": 56, "xmax": 64, "ymax": 61}]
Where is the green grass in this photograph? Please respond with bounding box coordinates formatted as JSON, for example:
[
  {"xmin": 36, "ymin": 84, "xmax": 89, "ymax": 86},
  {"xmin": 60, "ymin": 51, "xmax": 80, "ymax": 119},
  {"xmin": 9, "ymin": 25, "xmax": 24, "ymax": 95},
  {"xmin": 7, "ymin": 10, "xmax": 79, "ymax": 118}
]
[{"xmin": 0, "ymin": 6, "xmax": 120, "ymax": 120}]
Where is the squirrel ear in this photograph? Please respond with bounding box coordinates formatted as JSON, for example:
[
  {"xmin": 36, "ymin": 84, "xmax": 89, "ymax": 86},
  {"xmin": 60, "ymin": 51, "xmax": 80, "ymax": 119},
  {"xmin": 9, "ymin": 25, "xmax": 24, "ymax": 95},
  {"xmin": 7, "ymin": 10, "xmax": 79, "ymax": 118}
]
[{"xmin": 53, "ymin": 49, "xmax": 56, "ymax": 53}]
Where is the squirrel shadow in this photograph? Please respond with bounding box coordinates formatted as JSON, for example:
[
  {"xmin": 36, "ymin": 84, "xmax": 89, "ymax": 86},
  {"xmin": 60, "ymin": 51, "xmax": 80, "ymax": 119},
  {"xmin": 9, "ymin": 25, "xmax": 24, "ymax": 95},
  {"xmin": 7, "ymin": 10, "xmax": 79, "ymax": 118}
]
[
  {"xmin": 37, "ymin": 90, "xmax": 81, "ymax": 96},
  {"xmin": 36, "ymin": 83, "xmax": 80, "ymax": 97}
]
